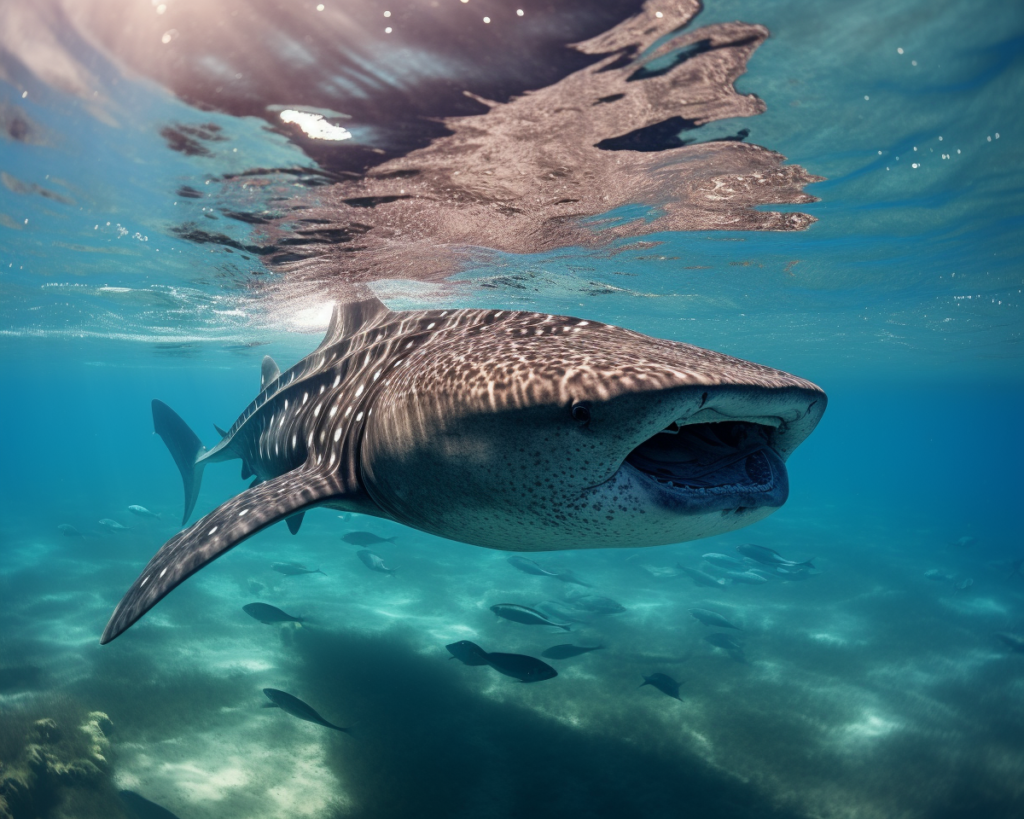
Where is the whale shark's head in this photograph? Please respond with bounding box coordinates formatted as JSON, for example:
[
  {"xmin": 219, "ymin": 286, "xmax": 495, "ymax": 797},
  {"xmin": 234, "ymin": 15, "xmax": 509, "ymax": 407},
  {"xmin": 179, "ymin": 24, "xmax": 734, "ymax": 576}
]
[{"xmin": 361, "ymin": 312, "xmax": 825, "ymax": 550}]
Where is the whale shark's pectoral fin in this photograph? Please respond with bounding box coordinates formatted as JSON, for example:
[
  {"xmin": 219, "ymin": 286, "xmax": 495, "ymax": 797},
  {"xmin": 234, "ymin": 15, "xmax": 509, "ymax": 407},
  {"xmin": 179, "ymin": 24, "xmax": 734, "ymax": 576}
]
[
  {"xmin": 286, "ymin": 512, "xmax": 305, "ymax": 535},
  {"xmin": 261, "ymin": 355, "xmax": 280, "ymax": 390},
  {"xmin": 100, "ymin": 469, "xmax": 340, "ymax": 645}
]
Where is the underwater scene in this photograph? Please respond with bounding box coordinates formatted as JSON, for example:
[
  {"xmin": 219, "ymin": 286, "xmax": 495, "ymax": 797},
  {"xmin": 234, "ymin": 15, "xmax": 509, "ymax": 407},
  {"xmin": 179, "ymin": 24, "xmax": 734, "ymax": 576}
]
[{"xmin": 1, "ymin": 0, "xmax": 1022, "ymax": 817}]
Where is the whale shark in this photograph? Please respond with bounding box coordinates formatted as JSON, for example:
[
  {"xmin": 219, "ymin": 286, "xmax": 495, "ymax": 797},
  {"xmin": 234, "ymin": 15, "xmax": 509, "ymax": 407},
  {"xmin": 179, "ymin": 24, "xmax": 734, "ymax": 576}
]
[{"xmin": 100, "ymin": 298, "xmax": 825, "ymax": 644}]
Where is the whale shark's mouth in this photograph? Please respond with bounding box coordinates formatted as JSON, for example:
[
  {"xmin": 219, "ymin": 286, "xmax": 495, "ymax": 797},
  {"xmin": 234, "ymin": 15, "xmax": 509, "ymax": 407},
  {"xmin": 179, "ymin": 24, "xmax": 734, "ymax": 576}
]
[{"xmin": 624, "ymin": 421, "xmax": 787, "ymax": 509}]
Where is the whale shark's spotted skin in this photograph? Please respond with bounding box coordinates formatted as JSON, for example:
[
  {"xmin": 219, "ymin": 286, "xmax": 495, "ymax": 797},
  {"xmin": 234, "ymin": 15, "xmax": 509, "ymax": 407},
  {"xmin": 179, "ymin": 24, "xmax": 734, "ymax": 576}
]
[{"xmin": 101, "ymin": 298, "xmax": 825, "ymax": 644}]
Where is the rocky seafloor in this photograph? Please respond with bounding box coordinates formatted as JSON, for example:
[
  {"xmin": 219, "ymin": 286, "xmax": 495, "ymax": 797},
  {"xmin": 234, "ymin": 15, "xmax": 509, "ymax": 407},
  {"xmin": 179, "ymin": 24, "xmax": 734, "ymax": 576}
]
[{"xmin": 0, "ymin": 704, "xmax": 122, "ymax": 819}]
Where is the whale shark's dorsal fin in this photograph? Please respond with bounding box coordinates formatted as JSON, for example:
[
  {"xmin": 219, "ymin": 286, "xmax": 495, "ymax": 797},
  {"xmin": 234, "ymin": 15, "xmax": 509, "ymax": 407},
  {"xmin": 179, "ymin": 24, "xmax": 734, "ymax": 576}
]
[
  {"xmin": 214, "ymin": 424, "xmax": 229, "ymax": 438},
  {"xmin": 261, "ymin": 356, "xmax": 280, "ymax": 390},
  {"xmin": 317, "ymin": 298, "xmax": 391, "ymax": 351}
]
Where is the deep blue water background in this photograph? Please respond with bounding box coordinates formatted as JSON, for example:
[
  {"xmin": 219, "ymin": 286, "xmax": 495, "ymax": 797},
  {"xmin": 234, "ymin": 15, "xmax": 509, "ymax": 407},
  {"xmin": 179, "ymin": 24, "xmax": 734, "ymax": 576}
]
[{"xmin": 1, "ymin": 1, "xmax": 1023, "ymax": 818}]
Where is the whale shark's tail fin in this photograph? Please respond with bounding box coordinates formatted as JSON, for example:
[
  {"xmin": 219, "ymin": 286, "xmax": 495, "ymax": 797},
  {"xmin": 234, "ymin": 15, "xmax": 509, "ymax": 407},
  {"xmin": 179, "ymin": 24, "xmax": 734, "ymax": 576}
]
[
  {"xmin": 152, "ymin": 400, "xmax": 207, "ymax": 525},
  {"xmin": 101, "ymin": 468, "xmax": 339, "ymax": 644}
]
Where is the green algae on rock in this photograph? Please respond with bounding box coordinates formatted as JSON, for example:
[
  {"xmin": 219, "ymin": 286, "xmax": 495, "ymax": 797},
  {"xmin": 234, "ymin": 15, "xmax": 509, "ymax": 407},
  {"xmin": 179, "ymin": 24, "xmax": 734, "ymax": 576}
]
[{"xmin": 0, "ymin": 711, "xmax": 114, "ymax": 819}]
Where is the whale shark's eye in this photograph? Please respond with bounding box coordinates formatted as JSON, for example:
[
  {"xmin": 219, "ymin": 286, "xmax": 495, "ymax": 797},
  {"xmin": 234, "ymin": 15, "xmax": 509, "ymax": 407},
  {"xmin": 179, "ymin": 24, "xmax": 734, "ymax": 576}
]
[{"xmin": 571, "ymin": 403, "xmax": 591, "ymax": 424}]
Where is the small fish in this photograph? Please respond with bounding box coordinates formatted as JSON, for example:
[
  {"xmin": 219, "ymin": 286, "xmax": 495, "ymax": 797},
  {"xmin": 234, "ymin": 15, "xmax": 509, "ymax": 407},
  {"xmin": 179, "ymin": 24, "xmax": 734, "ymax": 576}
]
[
  {"xmin": 702, "ymin": 553, "xmax": 748, "ymax": 570},
  {"xmin": 446, "ymin": 639, "xmax": 491, "ymax": 666},
  {"xmin": 243, "ymin": 603, "xmax": 303, "ymax": 625},
  {"xmin": 689, "ymin": 608, "xmax": 741, "ymax": 630},
  {"xmin": 57, "ymin": 524, "xmax": 84, "ymax": 538},
  {"xmin": 924, "ymin": 569, "xmax": 956, "ymax": 582},
  {"xmin": 271, "ymin": 562, "xmax": 325, "ymax": 576},
  {"xmin": 727, "ymin": 570, "xmax": 769, "ymax": 585},
  {"xmin": 446, "ymin": 641, "xmax": 557, "ymax": 682},
  {"xmin": 98, "ymin": 518, "xmax": 132, "ymax": 531},
  {"xmin": 127, "ymin": 505, "xmax": 162, "ymax": 519},
  {"xmin": 639, "ymin": 672, "xmax": 682, "ymax": 700},
  {"xmin": 262, "ymin": 688, "xmax": 350, "ymax": 733},
  {"xmin": 563, "ymin": 593, "xmax": 626, "ymax": 615},
  {"xmin": 356, "ymin": 549, "xmax": 397, "ymax": 575},
  {"xmin": 486, "ymin": 651, "xmax": 559, "ymax": 682},
  {"xmin": 995, "ymin": 632, "xmax": 1024, "ymax": 653},
  {"xmin": 677, "ymin": 565, "xmax": 725, "ymax": 588},
  {"xmin": 705, "ymin": 633, "xmax": 746, "ymax": 663},
  {"xmin": 735, "ymin": 543, "xmax": 814, "ymax": 568},
  {"xmin": 536, "ymin": 600, "xmax": 593, "ymax": 624},
  {"xmin": 221, "ymin": 341, "xmax": 269, "ymax": 351},
  {"xmin": 490, "ymin": 603, "xmax": 571, "ymax": 631},
  {"xmin": 639, "ymin": 564, "xmax": 683, "ymax": 579},
  {"xmin": 952, "ymin": 535, "xmax": 977, "ymax": 549},
  {"xmin": 540, "ymin": 644, "xmax": 604, "ymax": 660},
  {"xmin": 507, "ymin": 557, "xmax": 591, "ymax": 587},
  {"xmin": 342, "ymin": 531, "xmax": 396, "ymax": 547},
  {"xmin": 507, "ymin": 556, "xmax": 560, "ymax": 577},
  {"xmin": 704, "ymin": 633, "xmax": 743, "ymax": 652}
]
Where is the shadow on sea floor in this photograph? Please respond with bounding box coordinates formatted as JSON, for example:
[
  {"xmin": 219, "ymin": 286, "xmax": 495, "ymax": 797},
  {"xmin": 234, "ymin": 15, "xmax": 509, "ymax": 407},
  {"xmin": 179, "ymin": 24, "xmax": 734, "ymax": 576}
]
[
  {"xmin": 292, "ymin": 627, "xmax": 809, "ymax": 819},
  {"xmin": 68, "ymin": 625, "xmax": 802, "ymax": 818},
  {"xmin": 24, "ymin": 612, "xmax": 808, "ymax": 818},
  {"xmin": 3, "ymin": 616, "xmax": 807, "ymax": 818}
]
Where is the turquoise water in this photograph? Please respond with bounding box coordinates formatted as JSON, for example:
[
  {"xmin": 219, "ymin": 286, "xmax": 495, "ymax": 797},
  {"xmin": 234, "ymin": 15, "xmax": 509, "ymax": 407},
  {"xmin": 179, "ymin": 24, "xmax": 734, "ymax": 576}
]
[{"xmin": 1, "ymin": 1, "xmax": 1022, "ymax": 817}]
